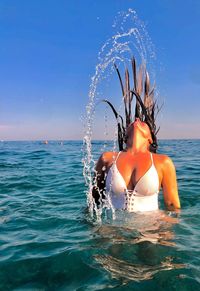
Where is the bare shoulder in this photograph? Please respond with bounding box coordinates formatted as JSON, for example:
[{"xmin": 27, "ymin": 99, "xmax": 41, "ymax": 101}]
[
  {"xmin": 153, "ymin": 153, "xmax": 173, "ymax": 166},
  {"xmin": 152, "ymin": 153, "xmax": 175, "ymax": 171},
  {"xmin": 101, "ymin": 151, "xmax": 118, "ymax": 164},
  {"xmin": 95, "ymin": 151, "xmax": 118, "ymax": 172}
]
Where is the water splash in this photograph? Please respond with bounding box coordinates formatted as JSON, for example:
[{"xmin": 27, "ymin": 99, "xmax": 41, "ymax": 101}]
[{"xmin": 83, "ymin": 9, "xmax": 157, "ymax": 218}]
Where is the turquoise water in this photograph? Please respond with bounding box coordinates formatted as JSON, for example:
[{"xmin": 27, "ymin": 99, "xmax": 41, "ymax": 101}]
[{"xmin": 0, "ymin": 140, "xmax": 200, "ymax": 290}]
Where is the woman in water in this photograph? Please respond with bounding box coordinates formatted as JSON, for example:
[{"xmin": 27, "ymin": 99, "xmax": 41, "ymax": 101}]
[{"xmin": 92, "ymin": 58, "xmax": 180, "ymax": 212}]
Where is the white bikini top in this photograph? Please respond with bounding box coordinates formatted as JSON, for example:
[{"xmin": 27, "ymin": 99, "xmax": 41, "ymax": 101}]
[{"xmin": 105, "ymin": 152, "xmax": 160, "ymax": 212}]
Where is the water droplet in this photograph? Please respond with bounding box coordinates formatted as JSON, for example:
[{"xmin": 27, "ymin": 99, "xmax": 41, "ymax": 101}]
[{"xmin": 83, "ymin": 8, "xmax": 157, "ymax": 220}]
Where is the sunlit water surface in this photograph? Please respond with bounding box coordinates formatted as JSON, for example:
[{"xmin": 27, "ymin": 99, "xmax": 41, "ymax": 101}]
[{"xmin": 0, "ymin": 140, "xmax": 200, "ymax": 290}]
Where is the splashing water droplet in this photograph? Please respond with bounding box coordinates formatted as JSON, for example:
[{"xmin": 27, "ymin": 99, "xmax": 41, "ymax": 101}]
[{"xmin": 82, "ymin": 9, "xmax": 157, "ymax": 220}]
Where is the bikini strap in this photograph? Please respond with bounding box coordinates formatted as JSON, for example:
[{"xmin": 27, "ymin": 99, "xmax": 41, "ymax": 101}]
[
  {"xmin": 115, "ymin": 151, "xmax": 121, "ymax": 163},
  {"xmin": 150, "ymin": 152, "xmax": 154, "ymax": 165}
]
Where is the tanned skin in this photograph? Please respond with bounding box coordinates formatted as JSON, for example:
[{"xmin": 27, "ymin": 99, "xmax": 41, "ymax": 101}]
[{"xmin": 92, "ymin": 119, "xmax": 181, "ymax": 211}]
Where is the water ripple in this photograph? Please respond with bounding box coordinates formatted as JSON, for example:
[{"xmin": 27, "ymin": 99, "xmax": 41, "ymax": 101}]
[{"xmin": 0, "ymin": 140, "xmax": 199, "ymax": 289}]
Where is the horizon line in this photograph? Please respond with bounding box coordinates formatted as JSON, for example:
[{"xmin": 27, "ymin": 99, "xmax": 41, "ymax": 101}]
[{"xmin": 0, "ymin": 138, "xmax": 200, "ymax": 142}]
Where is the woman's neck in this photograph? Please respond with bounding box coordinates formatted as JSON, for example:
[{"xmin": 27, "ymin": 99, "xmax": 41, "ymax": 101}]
[{"xmin": 126, "ymin": 132, "xmax": 149, "ymax": 154}]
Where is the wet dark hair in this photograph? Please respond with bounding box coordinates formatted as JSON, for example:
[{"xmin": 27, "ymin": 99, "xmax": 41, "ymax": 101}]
[{"xmin": 103, "ymin": 57, "xmax": 160, "ymax": 153}]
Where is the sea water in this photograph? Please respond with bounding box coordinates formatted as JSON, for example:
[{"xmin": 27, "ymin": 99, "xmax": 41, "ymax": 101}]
[{"xmin": 0, "ymin": 139, "xmax": 200, "ymax": 290}]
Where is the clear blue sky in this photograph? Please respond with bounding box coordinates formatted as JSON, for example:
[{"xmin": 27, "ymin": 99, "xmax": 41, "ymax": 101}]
[{"xmin": 0, "ymin": 0, "xmax": 199, "ymax": 140}]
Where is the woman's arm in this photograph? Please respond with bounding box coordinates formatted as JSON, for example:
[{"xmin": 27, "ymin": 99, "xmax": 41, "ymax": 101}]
[{"xmin": 162, "ymin": 156, "xmax": 181, "ymax": 211}]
